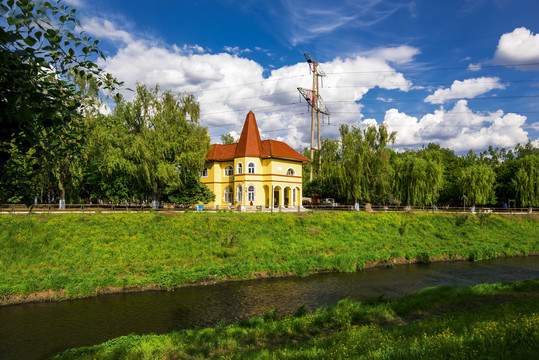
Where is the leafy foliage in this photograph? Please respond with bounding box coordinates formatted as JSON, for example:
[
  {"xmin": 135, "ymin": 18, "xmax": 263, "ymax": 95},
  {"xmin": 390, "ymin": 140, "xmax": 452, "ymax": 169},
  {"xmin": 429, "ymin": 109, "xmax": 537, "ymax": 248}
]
[
  {"xmin": 458, "ymin": 163, "xmax": 496, "ymax": 205},
  {"xmin": 83, "ymin": 84, "xmax": 212, "ymax": 204},
  {"xmin": 0, "ymin": 0, "xmax": 120, "ymax": 203}
]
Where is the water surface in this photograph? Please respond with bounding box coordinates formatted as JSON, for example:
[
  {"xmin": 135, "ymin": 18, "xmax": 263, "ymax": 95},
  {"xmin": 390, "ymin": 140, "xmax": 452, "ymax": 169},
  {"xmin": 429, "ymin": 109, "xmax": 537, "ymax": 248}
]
[{"xmin": 0, "ymin": 256, "xmax": 537, "ymax": 359}]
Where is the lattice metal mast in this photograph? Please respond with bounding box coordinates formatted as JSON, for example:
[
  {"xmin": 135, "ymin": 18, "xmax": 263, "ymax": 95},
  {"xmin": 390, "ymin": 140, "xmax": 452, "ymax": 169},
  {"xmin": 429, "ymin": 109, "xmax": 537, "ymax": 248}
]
[{"xmin": 297, "ymin": 52, "xmax": 330, "ymax": 181}]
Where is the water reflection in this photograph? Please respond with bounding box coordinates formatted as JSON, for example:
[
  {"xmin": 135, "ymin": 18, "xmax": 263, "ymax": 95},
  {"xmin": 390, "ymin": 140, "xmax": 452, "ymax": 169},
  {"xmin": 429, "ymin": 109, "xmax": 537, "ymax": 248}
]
[{"xmin": 0, "ymin": 257, "xmax": 537, "ymax": 359}]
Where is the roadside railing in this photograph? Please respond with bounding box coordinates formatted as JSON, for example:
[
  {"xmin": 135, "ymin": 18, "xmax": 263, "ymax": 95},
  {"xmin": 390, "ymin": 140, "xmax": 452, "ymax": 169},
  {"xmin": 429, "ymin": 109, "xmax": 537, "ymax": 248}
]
[
  {"xmin": 303, "ymin": 204, "xmax": 535, "ymax": 214},
  {"xmin": 0, "ymin": 203, "xmax": 535, "ymax": 215}
]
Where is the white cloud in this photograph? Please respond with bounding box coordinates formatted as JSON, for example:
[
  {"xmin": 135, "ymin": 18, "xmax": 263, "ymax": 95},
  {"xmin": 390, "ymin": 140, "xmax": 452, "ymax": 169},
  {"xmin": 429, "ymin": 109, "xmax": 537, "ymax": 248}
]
[
  {"xmin": 364, "ymin": 45, "xmax": 420, "ymax": 64},
  {"xmin": 425, "ymin": 77, "xmax": 505, "ymax": 104},
  {"xmin": 257, "ymin": 0, "xmax": 413, "ymax": 46},
  {"xmin": 494, "ymin": 27, "xmax": 539, "ymax": 69},
  {"xmin": 83, "ymin": 17, "xmax": 133, "ymax": 44},
  {"xmin": 87, "ymin": 16, "xmax": 414, "ymax": 150},
  {"xmin": 384, "ymin": 100, "xmax": 529, "ymax": 152},
  {"xmin": 84, "ymin": 17, "xmax": 535, "ymax": 153},
  {"xmin": 223, "ymin": 46, "xmax": 252, "ymax": 56},
  {"xmin": 467, "ymin": 63, "xmax": 481, "ymax": 71},
  {"xmin": 63, "ymin": 0, "xmax": 84, "ymax": 7}
]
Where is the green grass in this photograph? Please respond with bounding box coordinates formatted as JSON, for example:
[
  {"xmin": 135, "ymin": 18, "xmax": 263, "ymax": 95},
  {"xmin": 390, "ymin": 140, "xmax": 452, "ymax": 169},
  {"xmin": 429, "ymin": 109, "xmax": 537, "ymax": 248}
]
[
  {"xmin": 50, "ymin": 279, "xmax": 539, "ymax": 359},
  {"xmin": 0, "ymin": 212, "xmax": 538, "ymax": 302}
]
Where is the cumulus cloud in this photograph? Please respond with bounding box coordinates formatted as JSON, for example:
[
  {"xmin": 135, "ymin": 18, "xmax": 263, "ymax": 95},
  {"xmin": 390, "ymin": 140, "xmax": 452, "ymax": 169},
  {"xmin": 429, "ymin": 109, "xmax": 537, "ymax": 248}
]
[
  {"xmin": 425, "ymin": 77, "xmax": 505, "ymax": 104},
  {"xmin": 83, "ymin": 17, "xmax": 534, "ymax": 152},
  {"xmin": 384, "ymin": 100, "xmax": 529, "ymax": 152},
  {"xmin": 494, "ymin": 27, "xmax": 539, "ymax": 69},
  {"xmin": 86, "ymin": 15, "xmax": 414, "ymax": 148}
]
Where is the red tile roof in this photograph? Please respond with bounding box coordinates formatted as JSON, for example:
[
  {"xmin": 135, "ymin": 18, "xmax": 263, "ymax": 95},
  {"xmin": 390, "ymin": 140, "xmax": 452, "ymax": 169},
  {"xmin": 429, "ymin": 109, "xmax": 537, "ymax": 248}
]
[
  {"xmin": 234, "ymin": 111, "xmax": 263, "ymax": 157},
  {"xmin": 206, "ymin": 111, "xmax": 309, "ymax": 164}
]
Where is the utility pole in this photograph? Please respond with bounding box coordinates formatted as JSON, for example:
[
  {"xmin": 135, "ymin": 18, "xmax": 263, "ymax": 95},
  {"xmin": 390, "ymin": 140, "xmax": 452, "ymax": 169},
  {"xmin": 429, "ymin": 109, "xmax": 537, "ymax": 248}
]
[{"xmin": 298, "ymin": 52, "xmax": 330, "ymax": 181}]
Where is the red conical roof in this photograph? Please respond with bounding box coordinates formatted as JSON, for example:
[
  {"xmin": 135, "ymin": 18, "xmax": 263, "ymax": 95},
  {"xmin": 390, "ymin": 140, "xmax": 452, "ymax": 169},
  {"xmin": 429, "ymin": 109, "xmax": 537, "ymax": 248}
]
[
  {"xmin": 234, "ymin": 111, "xmax": 263, "ymax": 157},
  {"xmin": 205, "ymin": 111, "xmax": 309, "ymax": 164}
]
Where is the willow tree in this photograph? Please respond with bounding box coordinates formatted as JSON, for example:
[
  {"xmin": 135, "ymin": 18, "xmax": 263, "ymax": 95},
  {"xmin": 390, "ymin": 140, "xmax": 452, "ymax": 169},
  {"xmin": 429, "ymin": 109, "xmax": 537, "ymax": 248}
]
[
  {"xmin": 337, "ymin": 123, "xmax": 396, "ymax": 205},
  {"xmin": 338, "ymin": 125, "xmax": 369, "ymax": 205},
  {"xmin": 513, "ymin": 154, "xmax": 539, "ymax": 208},
  {"xmin": 458, "ymin": 163, "xmax": 496, "ymax": 206},
  {"xmin": 90, "ymin": 84, "xmax": 211, "ymax": 205},
  {"xmin": 392, "ymin": 154, "xmax": 444, "ymax": 206}
]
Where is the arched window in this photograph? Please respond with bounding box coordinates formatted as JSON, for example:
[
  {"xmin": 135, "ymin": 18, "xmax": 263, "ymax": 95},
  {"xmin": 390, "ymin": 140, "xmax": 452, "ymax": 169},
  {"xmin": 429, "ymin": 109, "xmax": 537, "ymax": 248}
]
[
  {"xmin": 247, "ymin": 185, "xmax": 255, "ymax": 202},
  {"xmin": 224, "ymin": 165, "xmax": 233, "ymax": 177},
  {"xmin": 200, "ymin": 167, "xmax": 208, "ymax": 177},
  {"xmin": 286, "ymin": 168, "xmax": 295, "ymax": 176},
  {"xmin": 236, "ymin": 185, "xmax": 243, "ymax": 203},
  {"xmin": 248, "ymin": 162, "xmax": 255, "ymax": 174},
  {"xmin": 223, "ymin": 186, "xmax": 233, "ymax": 203},
  {"xmin": 236, "ymin": 162, "xmax": 243, "ymax": 175}
]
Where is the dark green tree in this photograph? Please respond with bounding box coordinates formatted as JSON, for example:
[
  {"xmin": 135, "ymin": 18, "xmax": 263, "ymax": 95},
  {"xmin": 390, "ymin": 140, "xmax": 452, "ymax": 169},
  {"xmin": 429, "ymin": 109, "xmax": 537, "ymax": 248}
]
[
  {"xmin": 220, "ymin": 133, "xmax": 237, "ymax": 145},
  {"xmin": 87, "ymin": 84, "xmax": 211, "ymax": 205},
  {"xmin": 0, "ymin": 0, "xmax": 120, "ymax": 203},
  {"xmin": 458, "ymin": 163, "xmax": 496, "ymax": 206},
  {"xmin": 513, "ymin": 154, "xmax": 539, "ymax": 208}
]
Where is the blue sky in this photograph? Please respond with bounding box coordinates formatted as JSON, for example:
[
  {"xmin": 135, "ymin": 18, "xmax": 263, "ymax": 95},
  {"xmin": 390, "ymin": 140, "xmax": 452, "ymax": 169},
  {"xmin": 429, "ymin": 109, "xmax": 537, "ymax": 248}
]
[{"xmin": 66, "ymin": 0, "xmax": 539, "ymax": 153}]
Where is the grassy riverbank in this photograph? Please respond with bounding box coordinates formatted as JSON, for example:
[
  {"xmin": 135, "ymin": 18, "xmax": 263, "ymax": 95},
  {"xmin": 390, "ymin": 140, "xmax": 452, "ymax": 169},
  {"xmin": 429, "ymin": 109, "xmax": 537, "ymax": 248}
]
[
  {"xmin": 1, "ymin": 212, "xmax": 538, "ymax": 304},
  {"xmin": 51, "ymin": 279, "xmax": 539, "ymax": 359}
]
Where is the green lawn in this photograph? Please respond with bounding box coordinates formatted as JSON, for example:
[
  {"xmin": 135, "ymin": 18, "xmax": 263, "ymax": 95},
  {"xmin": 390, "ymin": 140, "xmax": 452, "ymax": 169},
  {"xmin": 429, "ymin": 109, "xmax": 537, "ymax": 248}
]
[
  {"xmin": 51, "ymin": 279, "xmax": 539, "ymax": 359},
  {"xmin": 0, "ymin": 212, "xmax": 537, "ymax": 303}
]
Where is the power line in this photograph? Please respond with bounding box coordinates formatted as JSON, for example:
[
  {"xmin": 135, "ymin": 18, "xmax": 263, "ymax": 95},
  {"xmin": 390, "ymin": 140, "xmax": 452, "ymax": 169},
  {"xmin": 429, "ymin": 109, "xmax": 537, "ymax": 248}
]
[
  {"xmin": 325, "ymin": 62, "xmax": 539, "ymax": 75},
  {"xmin": 194, "ymin": 79, "xmax": 539, "ymax": 106},
  {"xmin": 188, "ymin": 74, "xmax": 310, "ymax": 95},
  {"xmin": 324, "ymin": 95, "xmax": 539, "ymax": 104},
  {"xmin": 200, "ymin": 102, "xmax": 302, "ymax": 116}
]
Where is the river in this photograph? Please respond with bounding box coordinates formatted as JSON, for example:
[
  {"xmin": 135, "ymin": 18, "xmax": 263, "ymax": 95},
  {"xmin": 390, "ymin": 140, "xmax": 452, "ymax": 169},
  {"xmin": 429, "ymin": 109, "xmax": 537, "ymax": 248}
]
[{"xmin": 0, "ymin": 256, "xmax": 538, "ymax": 359}]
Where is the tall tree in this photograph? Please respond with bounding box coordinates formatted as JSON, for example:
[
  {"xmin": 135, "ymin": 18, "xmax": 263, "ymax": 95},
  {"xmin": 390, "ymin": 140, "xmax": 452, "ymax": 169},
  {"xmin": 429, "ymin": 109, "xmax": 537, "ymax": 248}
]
[
  {"xmin": 0, "ymin": 0, "xmax": 120, "ymax": 203},
  {"xmin": 392, "ymin": 154, "xmax": 443, "ymax": 206},
  {"xmin": 337, "ymin": 123, "xmax": 396, "ymax": 205},
  {"xmin": 458, "ymin": 163, "xmax": 496, "ymax": 206},
  {"xmin": 91, "ymin": 84, "xmax": 211, "ymax": 205},
  {"xmin": 513, "ymin": 154, "xmax": 539, "ymax": 208}
]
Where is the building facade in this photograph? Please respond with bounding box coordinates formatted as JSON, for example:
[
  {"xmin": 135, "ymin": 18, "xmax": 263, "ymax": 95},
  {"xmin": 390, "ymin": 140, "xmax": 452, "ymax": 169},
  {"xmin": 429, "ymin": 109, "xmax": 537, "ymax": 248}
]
[{"xmin": 200, "ymin": 111, "xmax": 308, "ymax": 208}]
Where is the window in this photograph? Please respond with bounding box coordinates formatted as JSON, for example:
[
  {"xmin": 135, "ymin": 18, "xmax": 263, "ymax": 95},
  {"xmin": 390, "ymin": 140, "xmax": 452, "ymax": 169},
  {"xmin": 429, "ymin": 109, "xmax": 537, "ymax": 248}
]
[
  {"xmin": 200, "ymin": 167, "xmax": 208, "ymax": 177},
  {"xmin": 236, "ymin": 162, "xmax": 243, "ymax": 174},
  {"xmin": 248, "ymin": 162, "xmax": 255, "ymax": 174},
  {"xmin": 247, "ymin": 185, "xmax": 255, "ymax": 202},
  {"xmin": 223, "ymin": 186, "xmax": 233, "ymax": 203},
  {"xmin": 224, "ymin": 165, "xmax": 233, "ymax": 177},
  {"xmin": 236, "ymin": 185, "xmax": 243, "ymax": 203},
  {"xmin": 286, "ymin": 168, "xmax": 295, "ymax": 176}
]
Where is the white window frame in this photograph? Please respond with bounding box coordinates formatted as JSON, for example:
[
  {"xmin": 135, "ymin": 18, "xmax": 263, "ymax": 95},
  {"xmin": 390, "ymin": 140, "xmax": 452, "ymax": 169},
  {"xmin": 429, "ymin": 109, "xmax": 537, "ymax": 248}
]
[
  {"xmin": 247, "ymin": 185, "xmax": 256, "ymax": 202},
  {"xmin": 223, "ymin": 186, "xmax": 233, "ymax": 203},
  {"xmin": 286, "ymin": 168, "xmax": 295, "ymax": 176},
  {"xmin": 248, "ymin": 162, "xmax": 256, "ymax": 174},
  {"xmin": 236, "ymin": 162, "xmax": 243, "ymax": 175},
  {"xmin": 236, "ymin": 185, "xmax": 243, "ymax": 203},
  {"xmin": 224, "ymin": 165, "xmax": 233, "ymax": 177},
  {"xmin": 200, "ymin": 167, "xmax": 208, "ymax": 178}
]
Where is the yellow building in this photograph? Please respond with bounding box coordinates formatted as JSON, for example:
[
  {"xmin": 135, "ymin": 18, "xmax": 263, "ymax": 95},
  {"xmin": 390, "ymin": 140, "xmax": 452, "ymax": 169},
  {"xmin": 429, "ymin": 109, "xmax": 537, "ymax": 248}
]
[{"xmin": 201, "ymin": 111, "xmax": 308, "ymax": 209}]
